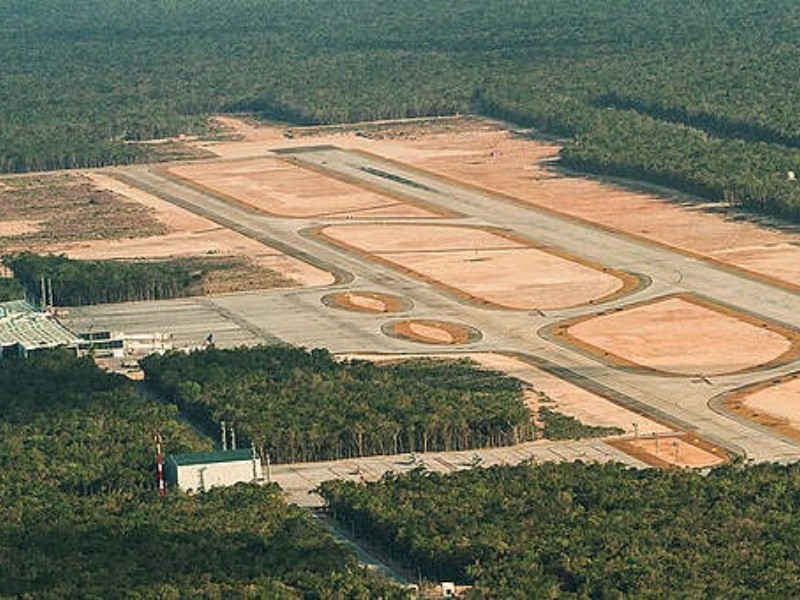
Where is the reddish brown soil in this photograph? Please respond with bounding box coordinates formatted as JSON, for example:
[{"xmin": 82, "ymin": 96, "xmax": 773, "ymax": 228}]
[
  {"xmin": 725, "ymin": 374, "xmax": 800, "ymax": 442},
  {"xmin": 317, "ymin": 223, "xmax": 635, "ymax": 310},
  {"xmin": 554, "ymin": 294, "xmax": 800, "ymax": 376},
  {"xmin": 193, "ymin": 117, "xmax": 800, "ymax": 292},
  {"xmin": 608, "ymin": 433, "xmax": 729, "ymax": 468},
  {"xmin": 384, "ymin": 320, "xmax": 479, "ymax": 345}
]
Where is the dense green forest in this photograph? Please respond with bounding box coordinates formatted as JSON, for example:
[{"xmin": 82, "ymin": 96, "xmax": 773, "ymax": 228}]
[
  {"xmin": 320, "ymin": 461, "xmax": 800, "ymax": 597},
  {"xmin": 141, "ymin": 346, "xmax": 538, "ymax": 463},
  {"xmin": 0, "ymin": 350, "xmax": 399, "ymax": 596},
  {"xmin": 0, "ymin": 277, "xmax": 25, "ymax": 301},
  {"xmin": 3, "ymin": 251, "xmax": 287, "ymax": 305},
  {"xmin": 3, "ymin": 1, "xmax": 800, "ymax": 219}
]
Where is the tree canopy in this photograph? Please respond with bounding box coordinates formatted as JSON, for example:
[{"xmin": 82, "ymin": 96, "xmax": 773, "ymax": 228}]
[
  {"xmin": 3, "ymin": 1, "xmax": 800, "ymax": 219},
  {"xmin": 0, "ymin": 350, "xmax": 401, "ymax": 597},
  {"xmin": 141, "ymin": 346, "xmax": 537, "ymax": 463},
  {"xmin": 320, "ymin": 461, "xmax": 800, "ymax": 597}
]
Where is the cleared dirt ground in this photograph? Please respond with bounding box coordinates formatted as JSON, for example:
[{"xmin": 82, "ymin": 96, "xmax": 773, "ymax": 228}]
[
  {"xmin": 0, "ymin": 170, "xmax": 333, "ymax": 291},
  {"xmin": 167, "ymin": 157, "xmax": 442, "ymax": 219},
  {"xmin": 383, "ymin": 320, "xmax": 479, "ymax": 345},
  {"xmin": 0, "ymin": 221, "xmax": 39, "ymax": 236},
  {"xmin": 197, "ymin": 117, "xmax": 800, "ymax": 291},
  {"xmin": 725, "ymin": 375, "xmax": 800, "ymax": 441},
  {"xmin": 323, "ymin": 291, "xmax": 411, "ymax": 313},
  {"xmin": 318, "ymin": 223, "xmax": 628, "ymax": 310},
  {"xmin": 0, "ymin": 172, "xmax": 167, "ymax": 252},
  {"xmin": 609, "ymin": 434, "xmax": 728, "ymax": 468},
  {"xmin": 70, "ymin": 173, "xmax": 332, "ymax": 288},
  {"xmin": 557, "ymin": 295, "xmax": 799, "ymax": 376}
]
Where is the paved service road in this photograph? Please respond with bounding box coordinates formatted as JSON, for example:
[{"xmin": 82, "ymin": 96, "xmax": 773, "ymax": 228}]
[
  {"xmin": 270, "ymin": 438, "xmax": 646, "ymax": 508},
  {"xmin": 67, "ymin": 149, "xmax": 800, "ymax": 464}
]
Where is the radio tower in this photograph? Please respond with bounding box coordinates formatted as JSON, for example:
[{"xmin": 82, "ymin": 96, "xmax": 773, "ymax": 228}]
[{"xmin": 155, "ymin": 434, "xmax": 166, "ymax": 496}]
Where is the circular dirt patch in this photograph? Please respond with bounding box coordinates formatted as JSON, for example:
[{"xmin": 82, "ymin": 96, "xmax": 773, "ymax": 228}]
[
  {"xmin": 322, "ymin": 291, "xmax": 412, "ymax": 314},
  {"xmin": 382, "ymin": 319, "xmax": 481, "ymax": 345}
]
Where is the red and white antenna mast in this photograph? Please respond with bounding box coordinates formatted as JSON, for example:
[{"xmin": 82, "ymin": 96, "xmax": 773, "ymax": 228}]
[{"xmin": 155, "ymin": 434, "xmax": 166, "ymax": 496}]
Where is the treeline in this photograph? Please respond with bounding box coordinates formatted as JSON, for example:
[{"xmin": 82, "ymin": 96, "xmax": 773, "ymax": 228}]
[
  {"xmin": 0, "ymin": 350, "xmax": 400, "ymax": 597},
  {"xmin": 4, "ymin": 252, "xmax": 244, "ymax": 306},
  {"xmin": 141, "ymin": 346, "xmax": 536, "ymax": 463},
  {"xmin": 0, "ymin": 277, "xmax": 25, "ymax": 302},
  {"xmin": 5, "ymin": 2, "xmax": 800, "ymax": 221},
  {"xmin": 320, "ymin": 461, "xmax": 800, "ymax": 596}
]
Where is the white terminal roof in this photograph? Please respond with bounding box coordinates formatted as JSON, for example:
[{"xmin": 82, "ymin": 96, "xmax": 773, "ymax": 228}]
[{"xmin": 0, "ymin": 300, "xmax": 81, "ymax": 350}]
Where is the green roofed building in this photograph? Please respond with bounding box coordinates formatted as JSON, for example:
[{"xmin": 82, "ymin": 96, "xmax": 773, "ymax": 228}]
[{"xmin": 166, "ymin": 448, "xmax": 263, "ymax": 492}]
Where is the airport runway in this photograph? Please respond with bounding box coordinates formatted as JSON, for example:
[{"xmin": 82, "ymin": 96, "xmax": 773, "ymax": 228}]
[{"xmin": 66, "ymin": 148, "xmax": 800, "ymax": 463}]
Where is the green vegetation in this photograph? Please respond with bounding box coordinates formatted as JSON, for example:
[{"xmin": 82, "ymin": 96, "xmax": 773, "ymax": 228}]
[
  {"xmin": 141, "ymin": 347, "xmax": 536, "ymax": 463},
  {"xmin": 0, "ymin": 350, "xmax": 400, "ymax": 597},
  {"xmin": 3, "ymin": 251, "xmax": 290, "ymax": 306},
  {"xmin": 320, "ymin": 461, "xmax": 800, "ymax": 597},
  {"xmin": 0, "ymin": 277, "xmax": 25, "ymax": 301},
  {"xmin": 538, "ymin": 406, "xmax": 623, "ymax": 440},
  {"xmin": 3, "ymin": 2, "xmax": 800, "ymax": 220}
]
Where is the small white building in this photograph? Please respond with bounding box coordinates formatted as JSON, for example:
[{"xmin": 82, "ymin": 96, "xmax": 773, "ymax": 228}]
[{"xmin": 166, "ymin": 448, "xmax": 263, "ymax": 493}]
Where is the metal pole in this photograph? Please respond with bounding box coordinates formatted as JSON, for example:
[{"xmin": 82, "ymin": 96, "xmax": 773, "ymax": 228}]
[
  {"xmin": 230, "ymin": 423, "xmax": 236, "ymax": 451},
  {"xmin": 155, "ymin": 434, "xmax": 165, "ymax": 496},
  {"xmin": 252, "ymin": 443, "xmax": 258, "ymax": 482},
  {"xmin": 221, "ymin": 421, "xmax": 227, "ymax": 451}
]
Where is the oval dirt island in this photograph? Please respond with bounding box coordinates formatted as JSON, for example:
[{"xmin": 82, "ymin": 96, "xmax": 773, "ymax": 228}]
[
  {"xmin": 322, "ymin": 290, "xmax": 412, "ymax": 313},
  {"xmin": 382, "ymin": 319, "xmax": 482, "ymax": 345}
]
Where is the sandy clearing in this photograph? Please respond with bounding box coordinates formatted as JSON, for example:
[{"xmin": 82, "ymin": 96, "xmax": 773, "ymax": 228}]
[
  {"xmin": 83, "ymin": 171, "xmax": 210, "ymax": 232},
  {"xmin": 198, "ymin": 117, "xmax": 800, "ymax": 290},
  {"xmin": 408, "ymin": 322, "xmax": 454, "ymax": 344},
  {"xmin": 345, "ymin": 293, "xmax": 390, "ymax": 312},
  {"xmin": 212, "ymin": 116, "xmax": 288, "ymax": 143},
  {"xmin": 397, "ymin": 127, "xmax": 800, "ymax": 289},
  {"xmin": 49, "ymin": 230, "xmax": 334, "ymax": 287},
  {"xmin": 320, "ymin": 223, "xmax": 625, "ymax": 309},
  {"xmin": 710, "ymin": 244, "xmax": 800, "ymax": 286},
  {"xmin": 321, "ymin": 223, "xmax": 523, "ymax": 253},
  {"xmin": 739, "ymin": 376, "xmax": 800, "ymax": 431},
  {"xmin": 167, "ymin": 157, "xmax": 439, "ymax": 219},
  {"xmin": 323, "ymin": 291, "xmax": 410, "ymax": 313},
  {"xmin": 0, "ymin": 220, "xmax": 40, "ymax": 236},
  {"xmin": 565, "ymin": 296, "xmax": 794, "ymax": 376},
  {"xmin": 381, "ymin": 248, "xmax": 623, "ymax": 310},
  {"xmin": 613, "ymin": 435, "xmax": 727, "ymax": 468},
  {"xmin": 466, "ymin": 353, "xmax": 670, "ymax": 436},
  {"xmin": 385, "ymin": 320, "xmax": 476, "ymax": 345},
  {"xmin": 78, "ymin": 171, "xmax": 333, "ymax": 287}
]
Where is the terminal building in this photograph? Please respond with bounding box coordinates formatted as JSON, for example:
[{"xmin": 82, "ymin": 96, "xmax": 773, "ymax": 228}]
[{"xmin": 0, "ymin": 299, "xmax": 125, "ymax": 359}]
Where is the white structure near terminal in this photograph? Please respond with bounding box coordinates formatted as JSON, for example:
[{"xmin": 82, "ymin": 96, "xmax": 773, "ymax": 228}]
[
  {"xmin": 166, "ymin": 448, "xmax": 263, "ymax": 492},
  {"xmin": 0, "ymin": 300, "xmax": 124, "ymax": 359}
]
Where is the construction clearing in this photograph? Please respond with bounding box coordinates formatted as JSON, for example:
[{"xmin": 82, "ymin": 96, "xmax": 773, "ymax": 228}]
[{"xmin": 7, "ymin": 115, "xmax": 800, "ymax": 470}]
